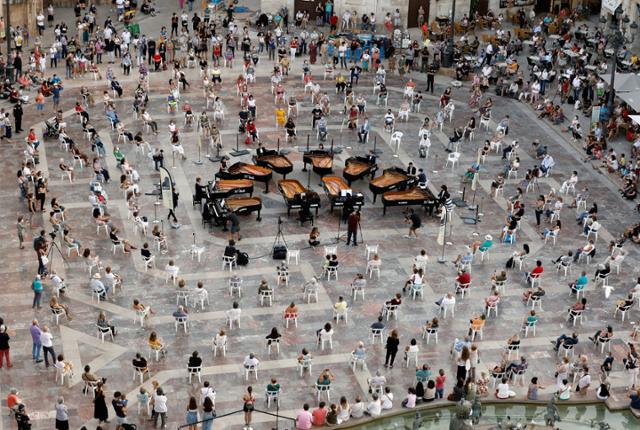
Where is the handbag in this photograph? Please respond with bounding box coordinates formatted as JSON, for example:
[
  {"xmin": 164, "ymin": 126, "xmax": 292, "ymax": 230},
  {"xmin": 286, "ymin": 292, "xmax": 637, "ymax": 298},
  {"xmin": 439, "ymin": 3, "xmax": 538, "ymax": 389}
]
[{"xmin": 40, "ymin": 255, "xmax": 49, "ymax": 266}]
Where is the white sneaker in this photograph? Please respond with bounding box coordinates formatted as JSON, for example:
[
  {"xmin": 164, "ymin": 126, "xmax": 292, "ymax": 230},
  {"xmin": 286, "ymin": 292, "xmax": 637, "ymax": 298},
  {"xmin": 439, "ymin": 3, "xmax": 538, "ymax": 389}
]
[{"xmin": 403, "ymin": 235, "xmax": 410, "ymax": 238}]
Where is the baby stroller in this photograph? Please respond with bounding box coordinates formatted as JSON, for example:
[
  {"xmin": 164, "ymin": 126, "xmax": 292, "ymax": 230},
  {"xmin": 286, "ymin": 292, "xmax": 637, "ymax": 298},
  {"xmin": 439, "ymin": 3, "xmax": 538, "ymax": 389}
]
[{"xmin": 42, "ymin": 120, "xmax": 60, "ymax": 140}]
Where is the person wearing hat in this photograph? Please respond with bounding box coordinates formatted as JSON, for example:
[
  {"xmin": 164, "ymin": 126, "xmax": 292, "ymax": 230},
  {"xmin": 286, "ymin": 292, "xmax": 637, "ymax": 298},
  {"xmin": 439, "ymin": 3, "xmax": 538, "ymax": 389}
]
[
  {"xmin": 471, "ymin": 235, "xmax": 494, "ymax": 254},
  {"xmin": 90, "ymin": 273, "xmax": 108, "ymax": 298}
]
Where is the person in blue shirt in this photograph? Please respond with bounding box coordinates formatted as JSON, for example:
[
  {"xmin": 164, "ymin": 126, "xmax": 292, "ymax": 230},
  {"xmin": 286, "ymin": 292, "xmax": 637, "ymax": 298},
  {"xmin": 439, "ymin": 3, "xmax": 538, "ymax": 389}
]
[
  {"xmin": 570, "ymin": 271, "xmax": 588, "ymax": 294},
  {"xmin": 629, "ymin": 389, "xmax": 640, "ymax": 410}
]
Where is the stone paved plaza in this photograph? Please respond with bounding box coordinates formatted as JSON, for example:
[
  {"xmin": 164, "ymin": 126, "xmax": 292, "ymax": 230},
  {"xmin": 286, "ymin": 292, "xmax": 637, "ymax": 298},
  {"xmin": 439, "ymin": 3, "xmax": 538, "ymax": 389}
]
[{"xmin": 1, "ymin": 2, "xmax": 640, "ymax": 430}]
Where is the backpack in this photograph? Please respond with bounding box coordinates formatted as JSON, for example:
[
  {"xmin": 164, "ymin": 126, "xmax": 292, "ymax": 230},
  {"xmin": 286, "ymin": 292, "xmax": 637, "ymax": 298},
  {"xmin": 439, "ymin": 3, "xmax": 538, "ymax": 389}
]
[{"xmin": 237, "ymin": 252, "xmax": 249, "ymax": 266}]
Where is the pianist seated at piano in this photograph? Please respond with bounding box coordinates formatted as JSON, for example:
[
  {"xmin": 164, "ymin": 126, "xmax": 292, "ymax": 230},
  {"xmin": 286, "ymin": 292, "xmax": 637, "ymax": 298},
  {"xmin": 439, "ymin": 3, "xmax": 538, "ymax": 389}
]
[
  {"xmin": 417, "ymin": 169, "xmax": 428, "ymax": 188},
  {"xmin": 194, "ymin": 177, "xmax": 208, "ymax": 204}
]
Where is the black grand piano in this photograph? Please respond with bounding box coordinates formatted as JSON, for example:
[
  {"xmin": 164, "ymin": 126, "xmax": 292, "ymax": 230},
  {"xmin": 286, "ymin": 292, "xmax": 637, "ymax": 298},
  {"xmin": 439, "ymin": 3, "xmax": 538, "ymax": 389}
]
[
  {"xmin": 302, "ymin": 149, "xmax": 333, "ymax": 176},
  {"xmin": 202, "ymin": 196, "xmax": 263, "ymax": 228},
  {"xmin": 253, "ymin": 150, "xmax": 293, "ymax": 178},
  {"xmin": 321, "ymin": 176, "xmax": 365, "ymax": 213},
  {"xmin": 343, "ymin": 156, "xmax": 378, "ymax": 185},
  {"xmin": 369, "ymin": 167, "xmax": 417, "ymax": 203},
  {"xmin": 278, "ymin": 179, "xmax": 321, "ymax": 216},
  {"xmin": 207, "ymin": 179, "xmax": 254, "ymax": 199},
  {"xmin": 381, "ymin": 187, "xmax": 436, "ymax": 215},
  {"xmin": 216, "ymin": 162, "xmax": 273, "ymax": 192}
]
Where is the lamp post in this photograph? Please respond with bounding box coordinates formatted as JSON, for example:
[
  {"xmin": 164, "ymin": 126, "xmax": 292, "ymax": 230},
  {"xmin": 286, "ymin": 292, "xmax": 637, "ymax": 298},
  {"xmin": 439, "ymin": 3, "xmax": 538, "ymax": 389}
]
[
  {"xmin": 4, "ymin": 0, "xmax": 13, "ymax": 83},
  {"xmin": 605, "ymin": 6, "xmax": 626, "ymax": 112},
  {"xmin": 442, "ymin": 0, "xmax": 456, "ymax": 67}
]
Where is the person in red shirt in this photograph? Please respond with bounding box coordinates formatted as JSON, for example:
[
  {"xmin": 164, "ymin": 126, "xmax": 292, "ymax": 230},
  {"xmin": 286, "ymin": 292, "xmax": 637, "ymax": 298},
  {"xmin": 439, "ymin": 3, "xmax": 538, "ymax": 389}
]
[
  {"xmin": 7, "ymin": 388, "xmax": 21, "ymax": 411},
  {"xmin": 527, "ymin": 260, "xmax": 544, "ymax": 284},
  {"xmin": 456, "ymin": 268, "xmax": 471, "ymax": 286},
  {"xmin": 246, "ymin": 120, "xmax": 258, "ymax": 142},
  {"xmin": 346, "ymin": 209, "xmax": 360, "ymax": 246},
  {"xmin": 311, "ymin": 402, "xmax": 328, "ymax": 426},
  {"xmin": 329, "ymin": 14, "xmax": 338, "ymax": 31}
]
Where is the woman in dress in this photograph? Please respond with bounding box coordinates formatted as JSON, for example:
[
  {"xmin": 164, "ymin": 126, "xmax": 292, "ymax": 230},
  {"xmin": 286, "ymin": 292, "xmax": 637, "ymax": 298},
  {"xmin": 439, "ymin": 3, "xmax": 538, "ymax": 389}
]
[{"xmin": 93, "ymin": 381, "xmax": 109, "ymax": 424}]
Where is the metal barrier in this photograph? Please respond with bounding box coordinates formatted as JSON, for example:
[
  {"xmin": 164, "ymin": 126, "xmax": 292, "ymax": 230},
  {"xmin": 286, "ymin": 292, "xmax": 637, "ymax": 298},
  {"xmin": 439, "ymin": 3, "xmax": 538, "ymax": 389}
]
[{"xmin": 176, "ymin": 407, "xmax": 296, "ymax": 430}]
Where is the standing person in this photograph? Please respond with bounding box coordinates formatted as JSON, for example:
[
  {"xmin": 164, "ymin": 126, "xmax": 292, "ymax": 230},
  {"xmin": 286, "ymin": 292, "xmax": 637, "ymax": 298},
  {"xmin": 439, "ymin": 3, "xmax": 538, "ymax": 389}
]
[
  {"xmin": 167, "ymin": 189, "xmax": 179, "ymax": 224},
  {"xmin": 384, "ymin": 329, "xmax": 400, "ymax": 368},
  {"xmin": 202, "ymin": 397, "xmax": 215, "ymax": 430},
  {"xmin": 30, "ymin": 319, "xmax": 43, "ymax": 362},
  {"xmin": 185, "ymin": 397, "xmax": 199, "ymax": 430},
  {"xmin": 112, "ymin": 391, "xmax": 128, "ymax": 428},
  {"xmin": 93, "ymin": 381, "xmax": 109, "ymax": 425},
  {"xmin": 227, "ymin": 212, "xmax": 240, "ymax": 241},
  {"xmin": 13, "ymin": 101, "xmax": 23, "ymax": 133},
  {"xmin": 242, "ymin": 386, "xmax": 256, "ymax": 429},
  {"xmin": 32, "ymin": 274, "xmax": 43, "ymax": 309},
  {"xmin": 404, "ymin": 209, "xmax": 422, "ymax": 239},
  {"xmin": 153, "ymin": 387, "xmax": 168, "ymax": 428},
  {"xmin": 346, "ymin": 209, "xmax": 360, "ymax": 246},
  {"xmin": 16, "ymin": 216, "xmax": 25, "ymax": 249},
  {"xmin": 40, "ymin": 325, "xmax": 55, "ymax": 367},
  {"xmin": 0, "ymin": 325, "xmax": 11, "ymax": 368},
  {"xmin": 426, "ymin": 66, "xmax": 435, "ymax": 94},
  {"xmin": 55, "ymin": 397, "xmax": 69, "ymax": 430}
]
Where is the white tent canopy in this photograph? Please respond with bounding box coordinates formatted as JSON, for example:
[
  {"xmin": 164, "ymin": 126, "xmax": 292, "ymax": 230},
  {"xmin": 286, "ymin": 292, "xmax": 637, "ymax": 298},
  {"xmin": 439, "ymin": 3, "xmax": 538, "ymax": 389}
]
[
  {"xmin": 630, "ymin": 115, "xmax": 640, "ymax": 126},
  {"xmin": 618, "ymin": 92, "xmax": 640, "ymax": 111},
  {"xmin": 599, "ymin": 73, "xmax": 640, "ymax": 92}
]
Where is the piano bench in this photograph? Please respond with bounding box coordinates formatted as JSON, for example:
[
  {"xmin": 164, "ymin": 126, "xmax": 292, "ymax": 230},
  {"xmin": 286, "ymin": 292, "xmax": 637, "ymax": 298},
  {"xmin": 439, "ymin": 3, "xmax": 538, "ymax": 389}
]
[
  {"xmin": 299, "ymin": 214, "xmax": 314, "ymax": 227},
  {"xmin": 193, "ymin": 194, "xmax": 202, "ymax": 208}
]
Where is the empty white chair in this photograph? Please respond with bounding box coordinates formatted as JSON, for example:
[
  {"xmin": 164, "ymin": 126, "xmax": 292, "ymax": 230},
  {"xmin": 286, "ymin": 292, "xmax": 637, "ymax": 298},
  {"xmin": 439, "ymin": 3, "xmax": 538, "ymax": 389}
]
[
  {"xmin": 286, "ymin": 249, "xmax": 300, "ymax": 265},
  {"xmin": 445, "ymin": 152, "xmax": 460, "ymax": 171},
  {"xmin": 390, "ymin": 131, "xmax": 403, "ymax": 154}
]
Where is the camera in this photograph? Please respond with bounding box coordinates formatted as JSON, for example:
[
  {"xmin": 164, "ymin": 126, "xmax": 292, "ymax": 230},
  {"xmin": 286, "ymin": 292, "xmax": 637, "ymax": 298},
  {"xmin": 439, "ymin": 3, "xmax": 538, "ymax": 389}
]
[{"xmin": 49, "ymin": 231, "xmax": 57, "ymax": 240}]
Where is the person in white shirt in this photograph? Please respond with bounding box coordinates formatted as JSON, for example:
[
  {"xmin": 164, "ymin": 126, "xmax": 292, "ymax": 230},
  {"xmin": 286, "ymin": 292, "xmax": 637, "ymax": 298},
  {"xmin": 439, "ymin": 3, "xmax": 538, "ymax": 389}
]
[
  {"xmin": 381, "ymin": 387, "xmax": 393, "ymax": 410},
  {"xmin": 152, "ymin": 388, "xmax": 168, "ymax": 428},
  {"xmin": 496, "ymin": 377, "xmax": 515, "ymax": 398},
  {"xmin": 192, "ymin": 282, "xmax": 209, "ymax": 307},
  {"xmin": 414, "ymin": 249, "xmax": 429, "ymax": 270},
  {"xmin": 243, "ymin": 353, "xmax": 260, "ymax": 369},
  {"xmin": 367, "ymin": 370, "xmax": 386, "ymax": 392},
  {"xmin": 50, "ymin": 271, "xmax": 66, "ymax": 295},
  {"xmin": 365, "ymin": 394, "xmax": 382, "ymax": 417},
  {"xmin": 577, "ymin": 369, "xmax": 591, "ymax": 394},
  {"xmin": 401, "ymin": 387, "xmax": 417, "ymax": 408},
  {"xmin": 41, "ymin": 325, "xmax": 56, "ymax": 367},
  {"xmin": 350, "ymin": 396, "xmax": 365, "ymax": 418},
  {"xmin": 200, "ymin": 381, "xmax": 216, "ymax": 406}
]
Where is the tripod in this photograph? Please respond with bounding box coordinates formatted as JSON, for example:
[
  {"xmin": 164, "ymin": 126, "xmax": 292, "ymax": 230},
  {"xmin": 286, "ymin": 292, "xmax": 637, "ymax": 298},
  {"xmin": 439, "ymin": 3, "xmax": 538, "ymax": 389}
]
[
  {"xmin": 272, "ymin": 217, "xmax": 288, "ymax": 251},
  {"xmin": 46, "ymin": 236, "xmax": 68, "ymax": 273}
]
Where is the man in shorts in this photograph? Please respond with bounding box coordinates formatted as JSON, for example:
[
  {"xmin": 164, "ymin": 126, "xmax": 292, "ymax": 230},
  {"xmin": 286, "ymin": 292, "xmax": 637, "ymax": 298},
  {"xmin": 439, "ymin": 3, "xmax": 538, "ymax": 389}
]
[{"xmin": 404, "ymin": 209, "xmax": 421, "ymax": 239}]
